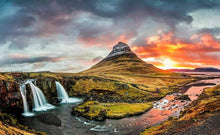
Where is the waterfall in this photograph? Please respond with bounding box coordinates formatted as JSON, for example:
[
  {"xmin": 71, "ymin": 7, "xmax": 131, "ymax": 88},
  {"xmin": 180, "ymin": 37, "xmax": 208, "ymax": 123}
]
[
  {"xmin": 55, "ymin": 81, "xmax": 82, "ymax": 103},
  {"xmin": 29, "ymin": 82, "xmax": 55, "ymax": 111},
  {"xmin": 19, "ymin": 79, "xmax": 81, "ymax": 117},
  {"xmin": 55, "ymin": 81, "xmax": 69, "ymax": 102},
  {"xmin": 19, "ymin": 83, "xmax": 35, "ymax": 117}
]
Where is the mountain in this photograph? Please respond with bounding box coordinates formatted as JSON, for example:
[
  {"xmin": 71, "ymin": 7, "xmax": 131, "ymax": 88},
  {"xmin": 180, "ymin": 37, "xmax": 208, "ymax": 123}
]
[
  {"xmin": 193, "ymin": 67, "xmax": 220, "ymax": 72},
  {"xmin": 168, "ymin": 67, "xmax": 220, "ymax": 72},
  {"xmin": 83, "ymin": 42, "xmax": 163, "ymax": 74}
]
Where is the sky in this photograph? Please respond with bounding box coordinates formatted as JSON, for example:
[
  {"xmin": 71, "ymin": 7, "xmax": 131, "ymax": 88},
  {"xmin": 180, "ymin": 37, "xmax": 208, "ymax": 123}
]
[{"xmin": 0, "ymin": 0, "xmax": 220, "ymax": 72}]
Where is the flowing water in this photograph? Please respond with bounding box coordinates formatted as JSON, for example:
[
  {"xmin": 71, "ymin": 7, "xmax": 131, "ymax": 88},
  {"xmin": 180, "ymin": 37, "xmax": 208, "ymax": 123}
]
[
  {"xmin": 19, "ymin": 77, "xmax": 220, "ymax": 135},
  {"xmin": 55, "ymin": 81, "xmax": 82, "ymax": 103},
  {"xmin": 29, "ymin": 82, "xmax": 55, "ymax": 111},
  {"xmin": 19, "ymin": 83, "xmax": 35, "ymax": 117}
]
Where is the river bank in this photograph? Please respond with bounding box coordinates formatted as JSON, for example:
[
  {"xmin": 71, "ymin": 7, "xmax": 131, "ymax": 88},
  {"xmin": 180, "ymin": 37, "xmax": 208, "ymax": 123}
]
[
  {"xmin": 17, "ymin": 77, "xmax": 220, "ymax": 135},
  {"xmin": 141, "ymin": 83, "xmax": 220, "ymax": 135}
]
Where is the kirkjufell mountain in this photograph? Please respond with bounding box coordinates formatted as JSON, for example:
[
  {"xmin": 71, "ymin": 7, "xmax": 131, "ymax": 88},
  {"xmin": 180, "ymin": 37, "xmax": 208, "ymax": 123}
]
[{"xmin": 83, "ymin": 42, "xmax": 162, "ymax": 74}]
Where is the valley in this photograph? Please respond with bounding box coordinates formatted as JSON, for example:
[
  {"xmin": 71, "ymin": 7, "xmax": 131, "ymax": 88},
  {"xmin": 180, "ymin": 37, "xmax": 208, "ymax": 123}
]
[{"xmin": 0, "ymin": 42, "xmax": 219, "ymax": 135}]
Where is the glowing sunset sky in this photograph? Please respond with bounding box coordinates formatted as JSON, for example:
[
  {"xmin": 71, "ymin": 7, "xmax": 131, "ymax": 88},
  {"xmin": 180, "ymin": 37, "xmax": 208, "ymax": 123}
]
[{"xmin": 0, "ymin": 0, "xmax": 220, "ymax": 72}]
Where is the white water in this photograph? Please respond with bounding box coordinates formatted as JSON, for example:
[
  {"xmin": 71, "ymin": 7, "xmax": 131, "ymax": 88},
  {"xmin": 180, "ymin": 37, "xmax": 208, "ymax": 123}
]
[
  {"xmin": 19, "ymin": 83, "xmax": 35, "ymax": 117},
  {"xmin": 29, "ymin": 82, "xmax": 55, "ymax": 111},
  {"xmin": 55, "ymin": 81, "xmax": 82, "ymax": 103}
]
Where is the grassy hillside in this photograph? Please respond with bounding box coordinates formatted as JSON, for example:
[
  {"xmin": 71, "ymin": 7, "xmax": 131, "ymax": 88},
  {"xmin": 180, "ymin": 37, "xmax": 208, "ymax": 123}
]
[
  {"xmin": 0, "ymin": 112, "xmax": 45, "ymax": 135},
  {"xmin": 0, "ymin": 122, "xmax": 35, "ymax": 135},
  {"xmin": 71, "ymin": 73, "xmax": 194, "ymax": 102},
  {"xmin": 83, "ymin": 53, "xmax": 162, "ymax": 74},
  {"xmin": 141, "ymin": 85, "xmax": 220, "ymax": 135}
]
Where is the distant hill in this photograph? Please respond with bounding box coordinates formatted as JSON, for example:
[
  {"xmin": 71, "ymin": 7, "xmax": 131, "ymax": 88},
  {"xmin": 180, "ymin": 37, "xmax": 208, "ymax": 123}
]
[
  {"xmin": 193, "ymin": 67, "xmax": 220, "ymax": 72},
  {"xmin": 35, "ymin": 71, "xmax": 52, "ymax": 73},
  {"xmin": 168, "ymin": 67, "xmax": 220, "ymax": 72},
  {"xmin": 83, "ymin": 42, "xmax": 163, "ymax": 74}
]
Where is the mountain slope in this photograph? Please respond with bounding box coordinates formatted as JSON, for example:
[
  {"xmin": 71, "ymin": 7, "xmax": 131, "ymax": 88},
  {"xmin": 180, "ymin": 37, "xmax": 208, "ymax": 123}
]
[
  {"xmin": 0, "ymin": 121, "xmax": 34, "ymax": 135},
  {"xmin": 83, "ymin": 42, "xmax": 163, "ymax": 74}
]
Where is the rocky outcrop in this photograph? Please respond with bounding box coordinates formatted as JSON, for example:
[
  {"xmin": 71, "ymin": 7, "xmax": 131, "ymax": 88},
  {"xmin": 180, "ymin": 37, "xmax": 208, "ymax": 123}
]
[
  {"xmin": 0, "ymin": 75, "xmax": 79, "ymax": 113},
  {"xmin": 106, "ymin": 42, "xmax": 134, "ymax": 58},
  {"xmin": 0, "ymin": 80, "xmax": 22, "ymax": 113}
]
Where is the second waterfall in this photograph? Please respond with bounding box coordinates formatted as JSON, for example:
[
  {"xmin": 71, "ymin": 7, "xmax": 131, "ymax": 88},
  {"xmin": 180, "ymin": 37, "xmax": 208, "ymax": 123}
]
[{"xmin": 55, "ymin": 81, "xmax": 82, "ymax": 103}]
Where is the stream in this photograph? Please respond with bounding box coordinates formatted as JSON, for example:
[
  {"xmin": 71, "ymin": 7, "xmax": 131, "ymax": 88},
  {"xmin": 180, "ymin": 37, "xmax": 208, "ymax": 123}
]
[{"xmin": 19, "ymin": 78, "xmax": 220, "ymax": 135}]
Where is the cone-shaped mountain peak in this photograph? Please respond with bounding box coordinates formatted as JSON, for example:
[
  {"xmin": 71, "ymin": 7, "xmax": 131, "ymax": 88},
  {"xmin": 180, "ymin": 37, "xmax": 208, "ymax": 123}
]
[
  {"xmin": 106, "ymin": 42, "xmax": 133, "ymax": 58},
  {"xmin": 83, "ymin": 42, "xmax": 163, "ymax": 74}
]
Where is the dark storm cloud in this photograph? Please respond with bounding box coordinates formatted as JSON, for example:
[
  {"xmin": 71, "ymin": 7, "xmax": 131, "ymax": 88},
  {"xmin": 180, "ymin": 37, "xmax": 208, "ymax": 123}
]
[
  {"xmin": 0, "ymin": 55, "xmax": 65, "ymax": 66},
  {"xmin": 198, "ymin": 27, "xmax": 220, "ymax": 36},
  {"xmin": 1, "ymin": 0, "xmax": 220, "ymax": 49},
  {"xmin": 14, "ymin": 0, "xmax": 218, "ymax": 26}
]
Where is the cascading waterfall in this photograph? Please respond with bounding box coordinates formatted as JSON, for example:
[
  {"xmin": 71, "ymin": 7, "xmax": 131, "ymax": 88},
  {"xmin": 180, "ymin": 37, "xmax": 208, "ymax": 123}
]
[
  {"xmin": 55, "ymin": 81, "xmax": 69, "ymax": 102},
  {"xmin": 19, "ymin": 79, "xmax": 81, "ymax": 117},
  {"xmin": 19, "ymin": 83, "xmax": 35, "ymax": 117},
  {"xmin": 29, "ymin": 82, "xmax": 55, "ymax": 111},
  {"xmin": 55, "ymin": 81, "xmax": 82, "ymax": 103}
]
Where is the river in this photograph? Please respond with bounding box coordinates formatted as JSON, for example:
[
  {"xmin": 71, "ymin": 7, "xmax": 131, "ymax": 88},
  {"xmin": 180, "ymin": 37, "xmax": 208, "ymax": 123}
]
[{"xmin": 19, "ymin": 77, "xmax": 220, "ymax": 135}]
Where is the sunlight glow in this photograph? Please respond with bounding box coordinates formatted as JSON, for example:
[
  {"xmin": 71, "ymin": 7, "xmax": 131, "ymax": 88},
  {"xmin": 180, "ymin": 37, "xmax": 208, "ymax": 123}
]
[
  {"xmin": 143, "ymin": 57, "xmax": 197, "ymax": 70},
  {"xmin": 158, "ymin": 58, "xmax": 176, "ymax": 70}
]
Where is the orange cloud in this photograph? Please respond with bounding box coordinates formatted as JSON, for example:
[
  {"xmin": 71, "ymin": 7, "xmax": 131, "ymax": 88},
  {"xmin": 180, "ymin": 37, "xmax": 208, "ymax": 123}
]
[{"xmin": 132, "ymin": 32, "xmax": 220, "ymax": 69}]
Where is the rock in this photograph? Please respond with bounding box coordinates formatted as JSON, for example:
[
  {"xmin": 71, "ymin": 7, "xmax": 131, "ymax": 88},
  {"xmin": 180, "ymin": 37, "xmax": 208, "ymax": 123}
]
[
  {"xmin": 84, "ymin": 106, "xmax": 90, "ymax": 113},
  {"xmin": 115, "ymin": 83, "xmax": 129, "ymax": 89},
  {"xmin": 96, "ymin": 110, "xmax": 107, "ymax": 121},
  {"xmin": 122, "ymin": 84, "xmax": 129, "ymax": 89},
  {"xmin": 156, "ymin": 88, "xmax": 160, "ymax": 93},
  {"xmin": 213, "ymin": 91, "xmax": 220, "ymax": 95},
  {"xmin": 71, "ymin": 109, "xmax": 80, "ymax": 116},
  {"xmin": 37, "ymin": 113, "xmax": 61, "ymax": 127},
  {"xmin": 51, "ymin": 97, "xmax": 62, "ymax": 105},
  {"xmin": 106, "ymin": 42, "xmax": 133, "ymax": 58}
]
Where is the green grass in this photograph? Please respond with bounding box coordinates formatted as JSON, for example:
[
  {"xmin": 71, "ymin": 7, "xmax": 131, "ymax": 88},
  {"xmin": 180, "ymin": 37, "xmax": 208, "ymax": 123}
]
[
  {"xmin": 71, "ymin": 74, "xmax": 193, "ymax": 102},
  {"xmin": 72, "ymin": 79, "xmax": 117, "ymax": 93},
  {"xmin": 0, "ymin": 74, "xmax": 14, "ymax": 81},
  {"xmin": 73, "ymin": 101, "xmax": 153, "ymax": 120}
]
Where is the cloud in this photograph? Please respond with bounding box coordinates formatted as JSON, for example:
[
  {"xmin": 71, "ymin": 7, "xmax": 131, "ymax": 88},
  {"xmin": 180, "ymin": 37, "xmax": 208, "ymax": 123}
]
[
  {"xmin": 0, "ymin": 0, "xmax": 220, "ymax": 71},
  {"xmin": 0, "ymin": 54, "xmax": 66, "ymax": 66},
  {"xmin": 1, "ymin": 0, "xmax": 220, "ymax": 49},
  {"xmin": 132, "ymin": 32, "xmax": 220, "ymax": 68}
]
